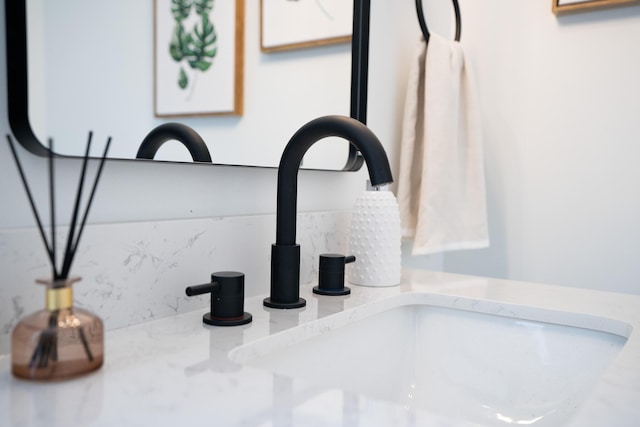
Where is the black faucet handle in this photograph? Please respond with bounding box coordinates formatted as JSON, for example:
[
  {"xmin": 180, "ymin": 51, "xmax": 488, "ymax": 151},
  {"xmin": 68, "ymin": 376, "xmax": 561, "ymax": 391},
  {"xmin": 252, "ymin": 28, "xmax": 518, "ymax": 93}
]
[
  {"xmin": 186, "ymin": 282, "xmax": 220, "ymax": 296},
  {"xmin": 313, "ymin": 254, "xmax": 355, "ymax": 296},
  {"xmin": 185, "ymin": 272, "xmax": 252, "ymax": 326}
]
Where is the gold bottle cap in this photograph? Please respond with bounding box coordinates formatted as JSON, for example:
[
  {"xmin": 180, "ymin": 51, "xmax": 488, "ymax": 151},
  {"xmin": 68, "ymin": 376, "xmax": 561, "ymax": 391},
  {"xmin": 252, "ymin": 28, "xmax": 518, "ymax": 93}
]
[
  {"xmin": 46, "ymin": 287, "xmax": 73, "ymax": 310},
  {"xmin": 37, "ymin": 277, "xmax": 80, "ymax": 311}
]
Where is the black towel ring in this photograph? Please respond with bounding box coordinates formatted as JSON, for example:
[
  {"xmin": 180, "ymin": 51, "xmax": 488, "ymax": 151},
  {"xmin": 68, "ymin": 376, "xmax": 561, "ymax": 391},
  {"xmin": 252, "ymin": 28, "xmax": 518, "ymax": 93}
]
[{"xmin": 415, "ymin": 0, "xmax": 461, "ymax": 43}]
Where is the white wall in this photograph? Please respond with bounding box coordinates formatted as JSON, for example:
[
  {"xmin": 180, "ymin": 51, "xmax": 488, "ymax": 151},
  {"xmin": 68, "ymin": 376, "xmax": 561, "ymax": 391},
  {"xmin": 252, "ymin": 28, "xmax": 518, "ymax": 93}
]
[
  {"xmin": 370, "ymin": 0, "xmax": 640, "ymax": 294},
  {"xmin": 435, "ymin": 1, "xmax": 640, "ymax": 293},
  {"xmin": 3, "ymin": 0, "xmax": 640, "ymax": 295}
]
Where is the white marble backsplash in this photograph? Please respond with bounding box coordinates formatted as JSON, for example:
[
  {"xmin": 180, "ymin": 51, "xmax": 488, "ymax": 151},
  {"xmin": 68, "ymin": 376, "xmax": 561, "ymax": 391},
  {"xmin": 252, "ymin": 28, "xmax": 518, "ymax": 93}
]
[{"xmin": 0, "ymin": 211, "xmax": 351, "ymax": 354}]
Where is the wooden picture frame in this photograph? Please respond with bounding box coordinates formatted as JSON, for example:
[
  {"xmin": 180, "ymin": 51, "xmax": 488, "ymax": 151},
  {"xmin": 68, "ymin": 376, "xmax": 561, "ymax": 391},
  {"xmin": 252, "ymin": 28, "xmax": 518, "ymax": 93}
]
[
  {"xmin": 553, "ymin": 0, "xmax": 640, "ymax": 15},
  {"xmin": 261, "ymin": 0, "xmax": 352, "ymax": 53},
  {"xmin": 154, "ymin": 0, "xmax": 244, "ymax": 117}
]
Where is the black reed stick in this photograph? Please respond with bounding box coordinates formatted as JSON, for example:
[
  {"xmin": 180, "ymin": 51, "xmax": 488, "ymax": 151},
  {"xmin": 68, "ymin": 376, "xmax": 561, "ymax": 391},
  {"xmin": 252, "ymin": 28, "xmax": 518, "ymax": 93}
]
[
  {"xmin": 61, "ymin": 136, "xmax": 111, "ymax": 279},
  {"xmin": 29, "ymin": 310, "xmax": 59, "ymax": 371},
  {"xmin": 77, "ymin": 326, "xmax": 94, "ymax": 362},
  {"xmin": 59, "ymin": 132, "xmax": 93, "ymax": 280},
  {"xmin": 6, "ymin": 135, "xmax": 55, "ymax": 266},
  {"xmin": 48, "ymin": 138, "xmax": 59, "ymax": 281}
]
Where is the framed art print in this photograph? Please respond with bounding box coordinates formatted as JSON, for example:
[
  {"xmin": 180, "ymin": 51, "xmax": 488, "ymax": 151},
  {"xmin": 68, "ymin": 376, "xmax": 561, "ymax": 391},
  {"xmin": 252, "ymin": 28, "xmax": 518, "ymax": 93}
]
[
  {"xmin": 261, "ymin": 0, "xmax": 352, "ymax": 52},
  {"xmin": 553, "ymin": 0, "xmax": 640, "ymax": 14},
  {"xmin": 154, "ymin": 0, "xmax": 244, "ymax": 117}
]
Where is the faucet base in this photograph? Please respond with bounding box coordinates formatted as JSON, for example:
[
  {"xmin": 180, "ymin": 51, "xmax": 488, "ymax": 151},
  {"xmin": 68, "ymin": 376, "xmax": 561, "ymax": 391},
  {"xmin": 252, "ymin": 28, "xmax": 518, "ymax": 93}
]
[
  {"xmin": 313, "ymin": 286, "xmax": 351, "ymax": 296},
  {"xmin": 263, "ymin": 297, "xmax": 306, "ymax": 309},
  {"xmin": 266, "ymin": 243, "xmax": 306, "ymax": 309},
  {"xmin": 203, "ymin": 312, "xmax": 252, "ymax": 326}
]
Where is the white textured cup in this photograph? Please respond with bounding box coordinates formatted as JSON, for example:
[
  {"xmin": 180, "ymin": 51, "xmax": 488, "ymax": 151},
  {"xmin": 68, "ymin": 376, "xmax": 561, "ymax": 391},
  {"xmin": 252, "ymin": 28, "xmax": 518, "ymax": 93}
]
[{"xmin": 347, "ymin": 191, "xmax": 401, "ymax": 287}]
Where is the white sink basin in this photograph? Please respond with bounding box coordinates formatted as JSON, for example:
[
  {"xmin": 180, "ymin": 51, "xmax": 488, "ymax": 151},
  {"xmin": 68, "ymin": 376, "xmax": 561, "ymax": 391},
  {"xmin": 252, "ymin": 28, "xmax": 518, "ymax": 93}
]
[{"xmin": 231, "ymin": 294, "xmax": 627, "ymax": 426}]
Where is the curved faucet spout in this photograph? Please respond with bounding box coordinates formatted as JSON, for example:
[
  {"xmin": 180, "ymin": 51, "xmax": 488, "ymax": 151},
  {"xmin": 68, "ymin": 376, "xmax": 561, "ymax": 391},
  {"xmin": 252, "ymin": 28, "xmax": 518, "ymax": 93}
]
[
  {"xmin": 136, "ymin": 123, "xmax": 212, "ymax": 163},
  {"xmin": 277, "ymin": 115, "xmax": 393, "ymax": 246},
  {"xmin": 265, "ymin": 115, "xmax": 393, "ymax": 309}
]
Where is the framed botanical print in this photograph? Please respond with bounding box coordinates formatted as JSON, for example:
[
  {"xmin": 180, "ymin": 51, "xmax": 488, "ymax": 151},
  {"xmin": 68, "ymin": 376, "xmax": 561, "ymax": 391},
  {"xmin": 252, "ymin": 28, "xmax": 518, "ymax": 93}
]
[{"xmin": 154, "ymin": 0, "xmax": 244, "ymax": 117}]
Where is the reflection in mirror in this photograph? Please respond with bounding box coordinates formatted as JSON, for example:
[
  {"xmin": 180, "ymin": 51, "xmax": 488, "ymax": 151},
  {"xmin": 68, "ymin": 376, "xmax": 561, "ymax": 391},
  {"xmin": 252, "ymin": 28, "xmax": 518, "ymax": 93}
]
[
  {"xmin": 136, "ymin": 123, "xmax": 212, "ymax": 162},
  {"xmin": 9, "ymin": 0, "xmax": 361, "ymax": 170}
]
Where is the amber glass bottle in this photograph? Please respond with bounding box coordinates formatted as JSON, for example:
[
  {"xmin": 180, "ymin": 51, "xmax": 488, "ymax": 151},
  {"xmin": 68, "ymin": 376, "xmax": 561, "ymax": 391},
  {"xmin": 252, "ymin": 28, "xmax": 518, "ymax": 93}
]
[{"xmin": 11, "ymin": 277, "xmax": 104, "ymax": 381}]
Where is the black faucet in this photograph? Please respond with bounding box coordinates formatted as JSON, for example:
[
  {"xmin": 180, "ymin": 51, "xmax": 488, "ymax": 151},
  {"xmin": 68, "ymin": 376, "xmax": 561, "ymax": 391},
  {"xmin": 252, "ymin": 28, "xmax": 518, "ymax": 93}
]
[
  {"xmin": 264, "ymin": 115, "xmax": 393, "ymax": 309},
  {"xmin": 136, "ymin": 123, "xmax": 212, "ymax": 163}
]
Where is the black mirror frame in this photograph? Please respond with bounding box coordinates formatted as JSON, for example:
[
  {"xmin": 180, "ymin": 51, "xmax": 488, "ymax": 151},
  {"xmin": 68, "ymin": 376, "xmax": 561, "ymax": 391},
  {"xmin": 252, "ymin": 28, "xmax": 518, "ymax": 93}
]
[{"xmin": 5, "ymin": 0, "xmax": 48, "ymax": 157}]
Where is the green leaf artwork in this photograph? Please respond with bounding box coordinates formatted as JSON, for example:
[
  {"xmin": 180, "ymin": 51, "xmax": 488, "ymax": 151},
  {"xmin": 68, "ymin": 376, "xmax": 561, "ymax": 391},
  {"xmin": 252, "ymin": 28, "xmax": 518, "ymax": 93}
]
[
  {"xmin": 194, "ymin": 0, "xmax": 214, "ymax": 15},
  {"xmin": 187, "ymin": 13, "xmax": 217, "ymax": 72},
  {"xmin": 171, "ymin": 0, "xmax": 191, "ymax": 20},
  {"xmin": 169, "ymin": 23, "xmax": 190, "ymax": 62},
  {"xmin": 178, "ymin": 67, "xmax": 188, "ymax": 89},
  {"xmin": 168, "ymin": 0, "xmax": 218, "ymax": 92}
]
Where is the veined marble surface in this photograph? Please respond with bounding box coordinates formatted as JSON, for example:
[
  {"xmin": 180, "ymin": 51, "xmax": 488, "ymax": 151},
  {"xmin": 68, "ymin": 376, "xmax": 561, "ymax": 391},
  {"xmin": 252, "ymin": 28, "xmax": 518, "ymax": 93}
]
[
  {"xmin": 0, "ymin": 269, "xmax": 639, "ymax": 427},
  {"xmin": 0, "ymin": 212, "xmax": 351, "ymax": 354}
]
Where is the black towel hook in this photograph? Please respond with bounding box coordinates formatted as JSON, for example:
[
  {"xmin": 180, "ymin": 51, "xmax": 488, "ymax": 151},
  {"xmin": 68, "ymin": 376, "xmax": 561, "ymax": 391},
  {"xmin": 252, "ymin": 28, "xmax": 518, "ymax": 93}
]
[{"xmin": 415, "ymin": 0, "xmax": 461, "ymax": 43}]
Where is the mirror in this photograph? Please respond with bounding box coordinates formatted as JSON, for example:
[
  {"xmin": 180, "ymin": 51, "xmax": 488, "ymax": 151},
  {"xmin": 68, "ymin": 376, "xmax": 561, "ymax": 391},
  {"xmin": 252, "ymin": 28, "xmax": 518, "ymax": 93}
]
[{"xmin": 6, "ymin": 0, "xmax": 363, "ymax": 170}]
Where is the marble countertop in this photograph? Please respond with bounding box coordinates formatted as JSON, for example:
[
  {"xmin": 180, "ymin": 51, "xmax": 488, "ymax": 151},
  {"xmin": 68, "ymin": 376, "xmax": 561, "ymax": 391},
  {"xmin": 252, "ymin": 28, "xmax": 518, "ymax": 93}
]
[{"xmin": 1, "ymin": 269, "xmax": 639, "ymax": 427}]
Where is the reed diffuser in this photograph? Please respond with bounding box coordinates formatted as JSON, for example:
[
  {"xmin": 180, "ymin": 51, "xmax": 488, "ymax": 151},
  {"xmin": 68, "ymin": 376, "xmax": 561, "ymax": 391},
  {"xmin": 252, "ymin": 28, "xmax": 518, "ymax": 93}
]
[{"xmin": 7, "ymin": 133, "xmax": 110, "ymax": 381}]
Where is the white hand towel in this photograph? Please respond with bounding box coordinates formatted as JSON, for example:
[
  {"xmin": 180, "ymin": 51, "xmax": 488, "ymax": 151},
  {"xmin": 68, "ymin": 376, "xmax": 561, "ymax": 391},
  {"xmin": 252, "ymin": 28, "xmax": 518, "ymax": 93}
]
[{"xmin": 397, "ymin": 34, "xmax": 489, "ymax": 255}]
